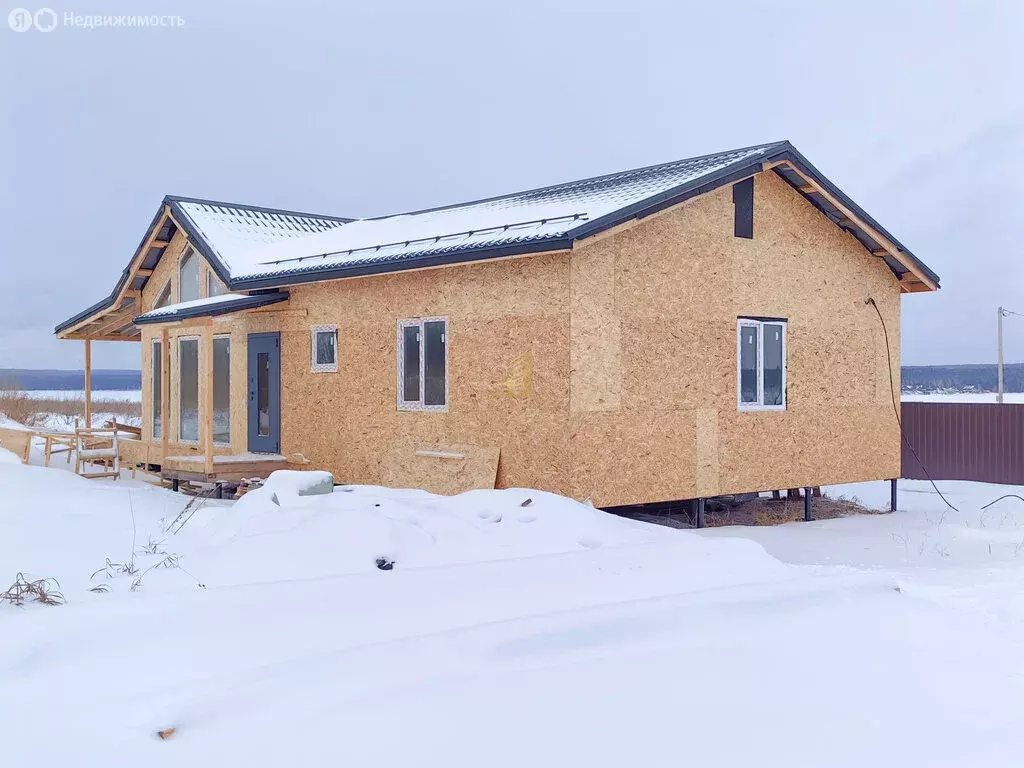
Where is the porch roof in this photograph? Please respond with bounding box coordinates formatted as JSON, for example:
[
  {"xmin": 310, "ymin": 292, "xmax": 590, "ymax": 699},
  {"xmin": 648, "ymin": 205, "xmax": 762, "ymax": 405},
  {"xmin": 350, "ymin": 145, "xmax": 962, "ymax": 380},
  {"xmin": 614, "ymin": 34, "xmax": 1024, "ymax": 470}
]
[{"xmin": 132, "ymin": 291, "xmax": 290, "ymax": 325}]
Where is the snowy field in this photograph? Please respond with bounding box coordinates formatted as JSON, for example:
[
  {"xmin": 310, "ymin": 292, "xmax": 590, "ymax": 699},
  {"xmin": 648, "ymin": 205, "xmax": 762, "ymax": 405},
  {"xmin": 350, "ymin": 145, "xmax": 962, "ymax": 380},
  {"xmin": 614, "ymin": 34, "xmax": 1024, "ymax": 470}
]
[
  {"xmin": 903, "ymin": 391, "xmax": 1024, "ymax": 403},
  {"xmin": 0, "ymin": 388, "xmax": 142, "ymax": 402},
  {"xmin": 0, "ymin": 390, "xmax": 142, "ymax": 433},
  {"xmin": 3, "ymin": 448, "xmax": 1024, "ymax": 766}
]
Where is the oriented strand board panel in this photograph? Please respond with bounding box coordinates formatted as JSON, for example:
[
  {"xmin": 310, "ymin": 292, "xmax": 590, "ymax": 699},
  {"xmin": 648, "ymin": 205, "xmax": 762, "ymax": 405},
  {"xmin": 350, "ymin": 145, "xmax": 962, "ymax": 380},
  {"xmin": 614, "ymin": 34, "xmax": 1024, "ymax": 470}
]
[
  {"xmin": 0, "ymin": 427, "xmax": 32, "ymax": 462},
  {"xmin": 568, "ymin": 170, "xmax": 903, "ymax": 506},
  {"xmin": 695, "ymin": 407, "xmax": 720, "ymax": 497},
  {"xmin": 275, "ymin": 251, "xmax": 574, "ymax": 496},
  {"xmin": 570, "ymin": 237, "xmax": 621, "ymax": 412},
  {"xmin": 139, "ymin": 232, "xmax": 252, "ymax": 452},
  {"xmin": 127, "ymin": 167, "xmax": 905, "ymax": 506},
  {"xmin": 382, "ymin": 444, "xmax": 500, "ymax": 495}
]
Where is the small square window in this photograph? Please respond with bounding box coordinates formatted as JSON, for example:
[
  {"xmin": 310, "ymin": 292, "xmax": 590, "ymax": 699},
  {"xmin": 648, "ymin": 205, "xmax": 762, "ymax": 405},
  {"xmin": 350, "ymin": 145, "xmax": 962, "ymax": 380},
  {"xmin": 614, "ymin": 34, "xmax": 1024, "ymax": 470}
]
[{"xmin": 311, "ymin": 325, "xmax": 338, "ymax": 372}]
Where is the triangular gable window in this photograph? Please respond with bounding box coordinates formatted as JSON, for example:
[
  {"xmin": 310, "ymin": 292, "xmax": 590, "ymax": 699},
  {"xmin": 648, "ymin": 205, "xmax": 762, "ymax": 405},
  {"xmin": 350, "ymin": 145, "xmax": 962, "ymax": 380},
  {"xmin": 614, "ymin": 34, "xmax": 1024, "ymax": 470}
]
[{"xmin": 154, "ymin": 281, "xmax": 172, "ymax": 309}]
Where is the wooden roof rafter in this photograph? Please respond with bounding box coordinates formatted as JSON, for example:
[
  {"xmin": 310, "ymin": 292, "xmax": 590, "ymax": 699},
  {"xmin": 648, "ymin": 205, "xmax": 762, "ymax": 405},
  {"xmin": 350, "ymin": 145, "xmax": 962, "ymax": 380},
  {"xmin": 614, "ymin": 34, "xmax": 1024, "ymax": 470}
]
[
  {"xmin": 763, "ymin": 158, "xmax": 938, "ymax": 293},
  {"xmin": 55, "ymin": 205, "xmax": 178, "ymax": 340}
]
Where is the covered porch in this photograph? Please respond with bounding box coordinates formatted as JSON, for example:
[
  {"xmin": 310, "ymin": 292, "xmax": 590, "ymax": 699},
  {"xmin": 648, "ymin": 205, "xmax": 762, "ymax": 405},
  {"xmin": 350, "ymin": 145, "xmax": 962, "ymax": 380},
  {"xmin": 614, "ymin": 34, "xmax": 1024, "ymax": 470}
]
[{"xmin": 56, "ymin": 274, "xmax": 295, "ymax": 489}]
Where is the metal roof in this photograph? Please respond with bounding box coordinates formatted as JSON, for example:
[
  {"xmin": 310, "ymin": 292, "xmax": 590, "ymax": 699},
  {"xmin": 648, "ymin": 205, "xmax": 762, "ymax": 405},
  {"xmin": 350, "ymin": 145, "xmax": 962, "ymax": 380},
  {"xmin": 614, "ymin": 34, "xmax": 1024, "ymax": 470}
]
[
  {"xmin": 54, "ymin": 197, "xmax": 348, "ymax": 335},
  {"xmin": 55, "ymin": 140, "xmax": 940, "ymax": 336},
  {"xmin": 132, "ymin": 292, "xmax": 290, "ymax": 325},
  {"xmin": 226, "ymin": 141, "xmax": 939, "ymax": 290},
  {"xmin": 228, "ymin": 143, "xmax": 787, "ymax": 286}
]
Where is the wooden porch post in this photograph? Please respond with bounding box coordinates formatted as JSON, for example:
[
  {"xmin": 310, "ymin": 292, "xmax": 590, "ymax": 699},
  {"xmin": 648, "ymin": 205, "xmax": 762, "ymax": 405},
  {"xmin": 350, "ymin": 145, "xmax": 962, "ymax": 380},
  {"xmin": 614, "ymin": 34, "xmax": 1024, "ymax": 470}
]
[
  {"xmin": 203, "ymin": 321, "xmax": 214, "ymax": 475},
  {"xmin": 161, "ymin": 327, "xmax": 170, "ymax": 463},
  {"xmin": 83, "ymin": 339, "xmax": 92, "ymax": 428}
]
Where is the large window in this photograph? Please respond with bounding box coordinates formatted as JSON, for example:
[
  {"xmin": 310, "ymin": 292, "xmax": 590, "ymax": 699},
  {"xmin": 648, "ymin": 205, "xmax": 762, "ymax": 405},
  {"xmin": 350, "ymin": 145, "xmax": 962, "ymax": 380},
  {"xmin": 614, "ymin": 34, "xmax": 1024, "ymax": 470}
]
[
  {"xmin": 213, "ymin": 336, "xmax": 230, "ymax": 444},
  {"xmin": 737, "ymin": 318, "xmax": 786, "ymax": 410},
  {"xmin": 398, "ymin": 317, "xmax": 447, "ymax": 411},
  {"xmin": 179, "ymin": 247, "xmax": 201, "ymax": 303},
  {"xmin": 311, "ymin": 325, "xmax": 338, "ymax": 373},
  {"xmin": 152, "ymin": 340, "xmax": 162, "ymax": 439},
  {"xmin": 208, "ymin": 271, "xmax": 227, "ymax": 298},
  {"xmin": 178, "ymin": 337, "xmax": 199, "ymax": 441}
]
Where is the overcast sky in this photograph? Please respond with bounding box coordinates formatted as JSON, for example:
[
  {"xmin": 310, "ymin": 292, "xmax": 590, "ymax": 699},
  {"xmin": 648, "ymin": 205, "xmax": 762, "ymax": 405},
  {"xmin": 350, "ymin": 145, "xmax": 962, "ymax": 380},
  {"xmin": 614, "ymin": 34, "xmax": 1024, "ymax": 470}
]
[{"xmin": 1, "ymin": 0, "xmax": 1021, "ymax": 370}]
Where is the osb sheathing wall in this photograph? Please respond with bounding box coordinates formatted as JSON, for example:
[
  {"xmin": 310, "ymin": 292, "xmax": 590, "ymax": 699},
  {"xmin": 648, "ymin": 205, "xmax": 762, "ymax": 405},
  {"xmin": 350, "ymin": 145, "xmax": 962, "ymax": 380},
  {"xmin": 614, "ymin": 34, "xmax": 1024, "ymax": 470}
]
[
  {"xmin": 135, "ymin": 169, "xmax": 901, "ymax": 505},
  {"xmin": 277, "ymin": 253, "xmax": 574, "ymax": 494},
  {"xmin": 568, "ymin": 170, "xmax": 901, "ymax": 505},
  {"xmin": 139, "ymin": 230, "xmax": 249, "ymax": 457}
]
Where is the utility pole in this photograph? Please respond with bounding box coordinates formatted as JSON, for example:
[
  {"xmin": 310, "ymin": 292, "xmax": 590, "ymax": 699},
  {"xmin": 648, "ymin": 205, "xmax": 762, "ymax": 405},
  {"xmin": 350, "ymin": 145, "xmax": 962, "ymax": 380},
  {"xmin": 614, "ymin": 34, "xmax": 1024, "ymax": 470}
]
[{"xmin": 998, "ymin": 306, "xmax": 1005, "ymax": 404}]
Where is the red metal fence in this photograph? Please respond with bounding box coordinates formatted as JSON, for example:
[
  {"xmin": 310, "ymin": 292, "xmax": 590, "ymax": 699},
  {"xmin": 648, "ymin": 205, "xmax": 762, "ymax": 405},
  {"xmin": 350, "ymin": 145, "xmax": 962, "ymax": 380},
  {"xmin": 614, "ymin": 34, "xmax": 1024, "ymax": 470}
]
[{"xmin": 901, "ymin": 402, "xmax": 1024, "ymax": 485}]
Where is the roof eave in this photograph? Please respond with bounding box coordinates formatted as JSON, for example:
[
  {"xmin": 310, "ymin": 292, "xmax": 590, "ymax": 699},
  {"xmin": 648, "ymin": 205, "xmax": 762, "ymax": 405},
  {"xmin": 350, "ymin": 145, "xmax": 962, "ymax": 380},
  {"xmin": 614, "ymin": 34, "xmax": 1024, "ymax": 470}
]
[
  {"xmin": 132, "ymin": 291, "xmax": 290, "ymax": 325},
  {"xmin": 761, "ymin": 145, "xmax": 941, "ymax": 290},
  {"xmin": 54, "ymin": 201, "xmax": 173, "ymax": 336}
]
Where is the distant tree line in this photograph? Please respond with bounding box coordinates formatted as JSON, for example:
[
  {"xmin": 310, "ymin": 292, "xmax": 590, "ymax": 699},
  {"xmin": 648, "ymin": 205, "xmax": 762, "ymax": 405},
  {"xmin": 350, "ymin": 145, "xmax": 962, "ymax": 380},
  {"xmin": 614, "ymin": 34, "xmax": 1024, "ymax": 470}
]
[{"xmin": 901, "ymin": 363, "xmax": 1024, "ymax": 393}]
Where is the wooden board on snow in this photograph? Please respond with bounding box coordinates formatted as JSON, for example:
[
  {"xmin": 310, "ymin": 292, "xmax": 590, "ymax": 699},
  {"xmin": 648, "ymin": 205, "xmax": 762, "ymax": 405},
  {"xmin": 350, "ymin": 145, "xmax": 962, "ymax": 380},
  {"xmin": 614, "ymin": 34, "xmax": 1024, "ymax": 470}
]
[
  {"xmin": 382, "ymin": 443, "xmax": 499, "ymax": 495},
  {"xmin": 0, "ymin": 426, "xmax": 33, "ymax": 463}
]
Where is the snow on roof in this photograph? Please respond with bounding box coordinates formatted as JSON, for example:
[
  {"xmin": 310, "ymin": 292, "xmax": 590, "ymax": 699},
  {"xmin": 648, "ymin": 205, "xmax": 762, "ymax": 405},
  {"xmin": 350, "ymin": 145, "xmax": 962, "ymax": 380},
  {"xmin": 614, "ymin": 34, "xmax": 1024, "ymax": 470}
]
[
  {"xmin": 133, "ymin": 292, "xmax": 289, "ymax": 324},
  {"xmin": 227, "ymin": 143, "xmax": 784, "ymax": 282},
  {"xmin": 171, "ymin": 198, "xmax": 350, "ymax": 275}
]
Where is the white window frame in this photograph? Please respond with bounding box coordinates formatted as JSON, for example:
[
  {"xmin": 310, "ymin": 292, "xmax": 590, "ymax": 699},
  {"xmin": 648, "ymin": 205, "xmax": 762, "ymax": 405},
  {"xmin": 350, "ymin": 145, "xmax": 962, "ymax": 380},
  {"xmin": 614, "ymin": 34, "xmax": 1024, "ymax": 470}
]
[
  {"xmin": 212, "ymin": 334, "xmax": 231, "ymax": 446},
  {"xmin": 311, "ymin": 325, "xmax": 339, "ymax": 373},
  {"xmin": 177, "ymin": 335, "xmax": 201, "ymax": 444},
  {"xmin": 152, "ymin": 338, "xmax": 163, "ymax": 440},
  {"xmin": 397, "ymin": 316, "xmax": 448, "ymax": 412},
  {"xmin": 737, "ymin": 317, "xmax": 787, "ymax": 412}
]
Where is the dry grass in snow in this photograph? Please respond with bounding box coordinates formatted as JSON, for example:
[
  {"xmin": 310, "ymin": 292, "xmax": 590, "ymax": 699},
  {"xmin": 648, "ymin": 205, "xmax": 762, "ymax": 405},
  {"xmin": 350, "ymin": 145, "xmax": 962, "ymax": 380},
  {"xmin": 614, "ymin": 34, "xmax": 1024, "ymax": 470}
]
[{"xmin": 0, "ymin": 381, "xmax": 140, "ymax": 431}]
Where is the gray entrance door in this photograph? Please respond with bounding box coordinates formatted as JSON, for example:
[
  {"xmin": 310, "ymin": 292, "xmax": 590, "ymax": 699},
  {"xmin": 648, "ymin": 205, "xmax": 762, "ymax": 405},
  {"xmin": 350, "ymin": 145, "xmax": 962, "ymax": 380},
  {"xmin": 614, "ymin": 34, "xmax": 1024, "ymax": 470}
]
[{"xmin": 247, "ymin": 332, "xmax": 281, "ymax": 453}]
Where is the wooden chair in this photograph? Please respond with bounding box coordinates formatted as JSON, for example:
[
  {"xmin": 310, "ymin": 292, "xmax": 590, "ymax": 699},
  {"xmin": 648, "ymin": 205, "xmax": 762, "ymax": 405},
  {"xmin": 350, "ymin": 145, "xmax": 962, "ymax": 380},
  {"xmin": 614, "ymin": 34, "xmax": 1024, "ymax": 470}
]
[
  {"xmin": 74, "ymin": 427, "xmax": 120, "ymax": 480},
  {"xmin": 43, "ymin": 433, "xmax": 75, "ymax": 467}
]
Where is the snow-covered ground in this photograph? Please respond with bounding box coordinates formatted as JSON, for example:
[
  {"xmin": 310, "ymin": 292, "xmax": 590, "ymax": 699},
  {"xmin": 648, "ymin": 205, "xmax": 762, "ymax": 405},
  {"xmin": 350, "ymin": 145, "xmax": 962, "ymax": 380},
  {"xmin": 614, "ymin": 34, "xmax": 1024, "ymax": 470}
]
[
  {"xmin": 2, "ymin": 452, "xmax": 1024, "ymax": 766},
  {"xmin": 0, "ymin": 389, "xmax": 142, "ymax": 402},
  {"xmin": 903, "ymin": 391, "xmax": 1024, "ymax": 403}
]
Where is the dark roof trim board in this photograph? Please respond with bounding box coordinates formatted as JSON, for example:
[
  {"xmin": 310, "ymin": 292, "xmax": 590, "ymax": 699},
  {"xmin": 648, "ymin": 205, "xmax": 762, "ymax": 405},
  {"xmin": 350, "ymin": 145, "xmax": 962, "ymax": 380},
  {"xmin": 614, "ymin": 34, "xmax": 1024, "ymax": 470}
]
[{"xmin": 132, "ymin": 291, "xmax": 290, "ymax": 325}]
